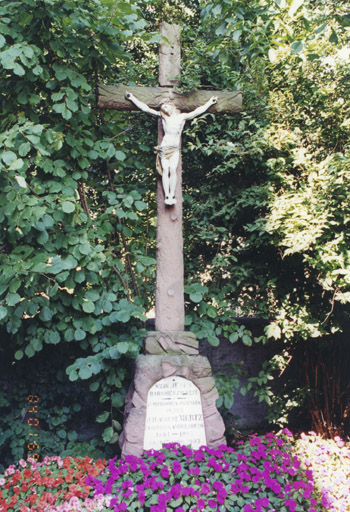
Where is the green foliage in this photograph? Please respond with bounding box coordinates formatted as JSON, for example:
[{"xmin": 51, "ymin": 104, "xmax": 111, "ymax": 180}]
[
  {"xmin": 0, "ymin": 0, "xmax": 157, "ymax": 468},
  {"xmin": 0, "ymin": 0, "xmax": 349, "ymax": 462}
]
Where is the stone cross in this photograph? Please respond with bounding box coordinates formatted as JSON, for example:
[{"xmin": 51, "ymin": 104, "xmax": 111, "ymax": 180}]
[
  {"xmin": 98, "ymin": 23, "xmax": 242, "ymax": 455},
  {"xmin": 98, "ymin": 22, "xmax": 242, "ymax": 334}
]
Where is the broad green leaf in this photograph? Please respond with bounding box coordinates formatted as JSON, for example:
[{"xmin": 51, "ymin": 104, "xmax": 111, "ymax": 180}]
[
  {"xmin": 2, "ymin": 151, "xmax": 17, "ymax": 165},
  {"xmin": 25, "ymin": 344, "xmax": 35, "ymax": 358},
  {"xmin": 116, "ymin": 341, "xmax": 129, "ymax": 353},
  {"xmin": 85, "ymin": 291, "xmax": 99, "ymax": 301},
  {"xmin": 14, "ymin": 350, "xmax": 23, "ymax": 360},
  {"xmin": 242, "ymin": 335, "xmax": 252, "ymax": 346},
  {"xmin": 115, "ymin": 150, "xmax": 126, "ymax": 161},
  {"xmin": 102, "ymin": 426, "xmax": 114, "ymax": 443},
  {"xmin": 49, "ymin": 331, "xmax": 60, "ymax": 344},
  {"xmin": 115, "ymin": 310, "xmax": 130, "ymax": 323},
  {"xmin": 290, "ymin": 40, "xmax": 304, "ymax": 53},
  {"xmin": 18, "ymin": 142, "xmax": 31, "ymax": 156},
  {"xmin": 62, "ymin": 201, "xmax": 75, "ymax": 213},
  {"xmin": 97, "ymin": 412, "xmax": 109, "ymax": 423},
  {"xmin": 79, "ymin": 366, "xmax": 92, "ymax": 379},
  {"xmin": 75, "ymin": 328, "xmax": 86, "ymax": 340},
  {"xmin": 10, "ymin": 159, "xmax": 24, "ymax": 170},
  {"xmin": 90, "ymin": 381, "xmax": 99, "ymax": 392},
  {"xmin": 6, "ymin": 293, "xmax": 21, "ymax": 306},
  {"xmin": 135, "ymin": 200, "xmax": 147, "ymax": 211},
  {"xmin": 82, "ymin": 301, "xmax": 95, "ymax": 313},
  {"xmin": 189, "ymin": 292, "xmax": 203, "ymax": 303},
  {"xmin": 39, "ymin": 307, "xmax": 53, "ymax": 322}
]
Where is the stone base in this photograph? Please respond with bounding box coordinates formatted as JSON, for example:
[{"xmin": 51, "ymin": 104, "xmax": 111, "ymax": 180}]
[{"xmin": 119, "ymin": 354, "xmax": 226, "ymax": 457}]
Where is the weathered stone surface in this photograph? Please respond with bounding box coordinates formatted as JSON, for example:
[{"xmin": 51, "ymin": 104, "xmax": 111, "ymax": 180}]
[
  {"xmin": 190, "ymin": 358, "xmax": 212, "ymax": 379},
  {"xmin": 195, "ymin": 376, "xmax": 216, "ymax": 395},
  {"xmin": 145, "ymin": 330, "xmax": 199, "ymax": 355},
  {"xmin": 119, "ymin": 354, "xmax": 226, "ymax": 457},
  {"xmin": 131, "ymin": 390, "xmax": 146, "ymax": 409},
  {"xmin": 159, "ymin": 22, "xmax": 181, "ymax": 87}
]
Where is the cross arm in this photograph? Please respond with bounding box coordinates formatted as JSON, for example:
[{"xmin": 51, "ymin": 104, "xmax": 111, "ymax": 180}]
[{"xmin": 98, "ymin": 84, "xmax": 242, "ymax": 114}]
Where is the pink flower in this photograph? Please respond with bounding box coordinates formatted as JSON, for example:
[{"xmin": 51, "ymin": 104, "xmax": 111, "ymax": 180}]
[{"xmin": 334, "ymin": 436, "xmax": 344, "ymax": 448}]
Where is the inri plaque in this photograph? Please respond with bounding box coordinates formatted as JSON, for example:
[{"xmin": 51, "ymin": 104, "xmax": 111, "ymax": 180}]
[{"xmin": 143, "ymin": 376, "xmax": 206, "ymax": 450}]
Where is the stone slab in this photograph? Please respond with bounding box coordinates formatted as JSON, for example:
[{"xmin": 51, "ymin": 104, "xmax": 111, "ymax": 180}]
[{"xmin": 143, "ymin": 376, "xmax": 206, "ymax": 449}]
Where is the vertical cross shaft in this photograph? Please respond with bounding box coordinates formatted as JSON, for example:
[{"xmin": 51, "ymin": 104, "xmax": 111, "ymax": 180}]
[{"xmin": 155, "ymin": 23, "xmax": 185, "ymax": 332}]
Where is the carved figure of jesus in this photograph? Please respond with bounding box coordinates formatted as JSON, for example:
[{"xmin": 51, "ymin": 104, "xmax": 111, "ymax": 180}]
[{"xmin": 125, "ymin": 92, "xmax": 217, "ymax": 205}]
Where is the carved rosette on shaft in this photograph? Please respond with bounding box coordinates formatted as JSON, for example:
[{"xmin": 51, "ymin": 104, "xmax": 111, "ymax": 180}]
[{"xmin": 119, "ymin": 332, "xmax": 226, "ymax": 457}]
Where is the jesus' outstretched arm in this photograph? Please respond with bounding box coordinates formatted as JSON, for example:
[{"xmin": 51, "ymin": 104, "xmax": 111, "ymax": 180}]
[
  {"xmin": 182, "ymin": 96, "xmax": 217, "ymax": 120},
  {"xmin": 125, "ymin": 92, "xmax": 160, "ymax": 117}
]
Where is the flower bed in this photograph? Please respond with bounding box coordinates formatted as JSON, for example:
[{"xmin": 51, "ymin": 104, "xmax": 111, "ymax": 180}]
[
  {"xmin": 0, "ymin": 455, "xmax": 108, "ymax": 512},
  {"xmin": 87, "ymin": 433, "xmax": 321, "ymax": 511},
  {"xmin": 2, "ymin": 431, "xmax": 347, "ymax": 511}
]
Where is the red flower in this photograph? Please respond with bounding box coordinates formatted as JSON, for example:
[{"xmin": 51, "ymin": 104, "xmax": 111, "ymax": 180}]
[
  {"xmin": 63, "ymin": 458, "xmax": 71, "ymax": 468},
  {"xmin": 28, "ymin": 494, "xmax": 38, "ymax": 505},
  {"xmin": 23, "ymin": 469, "xmax": 32, "ymax": 480}
]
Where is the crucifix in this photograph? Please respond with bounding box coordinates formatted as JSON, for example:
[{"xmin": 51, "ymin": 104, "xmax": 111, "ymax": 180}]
[
  {"xmin": 98, "ymin": 22, "xmax": 242, "ymax": 335},
  {"xmin": 99, "ymin": 23, "xmax": 241, "ymax": 455}
]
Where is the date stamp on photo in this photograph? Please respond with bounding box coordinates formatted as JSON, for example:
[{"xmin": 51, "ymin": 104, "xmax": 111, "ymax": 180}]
[{"xmin": 27, "ymin": 394, "xmax": 40, "ymax": 461}]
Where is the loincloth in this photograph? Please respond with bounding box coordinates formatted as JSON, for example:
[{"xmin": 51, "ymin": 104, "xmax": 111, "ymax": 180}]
[{"xmin": 154, "ymin": 145, "xmax": 180, "ymax": 176}]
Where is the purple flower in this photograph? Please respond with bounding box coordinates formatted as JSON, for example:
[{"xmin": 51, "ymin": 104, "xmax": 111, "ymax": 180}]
[
  {"xmin": 161, "ymin": 466, "xmax": 170, "ymax": 479},
  {"xmin": 256, "ymin": 497, "xmax": 270, "ymax": 507},
  {"xmin": 114, "ymin": 503, "xmax": 127, "ymax": 512},
  {"xmin": 201, "ymin": 482, "xmax": 211, "ymax": 495},
  {"xmin": 171, "ymin": 483, "xmax": 182, "ymax": 500},
  {"xmin": 285, "ymin": 498, "xmax": 297, "ymax": 511},
  {"xmin": 212, "ymin": 481, "xmax": 223, "ymax": 491},
  {"xmin": 172, "ymin": 461, "xmax": 182, "ymax": 474},
  {"xmin": 197, "ymin": 498, "xmax": 206, "ymax": 510},
  {"xmin": 194, "ymin": 452, "xmax": 205, "ymax": 462}
]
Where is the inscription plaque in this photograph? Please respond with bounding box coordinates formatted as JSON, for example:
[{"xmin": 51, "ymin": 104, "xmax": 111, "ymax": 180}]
[{"xmin": 143, "ymin": 376, "xmax": 206, "ymax": 450}]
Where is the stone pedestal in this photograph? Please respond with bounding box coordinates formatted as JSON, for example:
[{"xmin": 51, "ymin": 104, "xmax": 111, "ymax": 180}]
[{"xmin": 119, "ymin": 331, "xmax": 226, "ymax": 457}]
